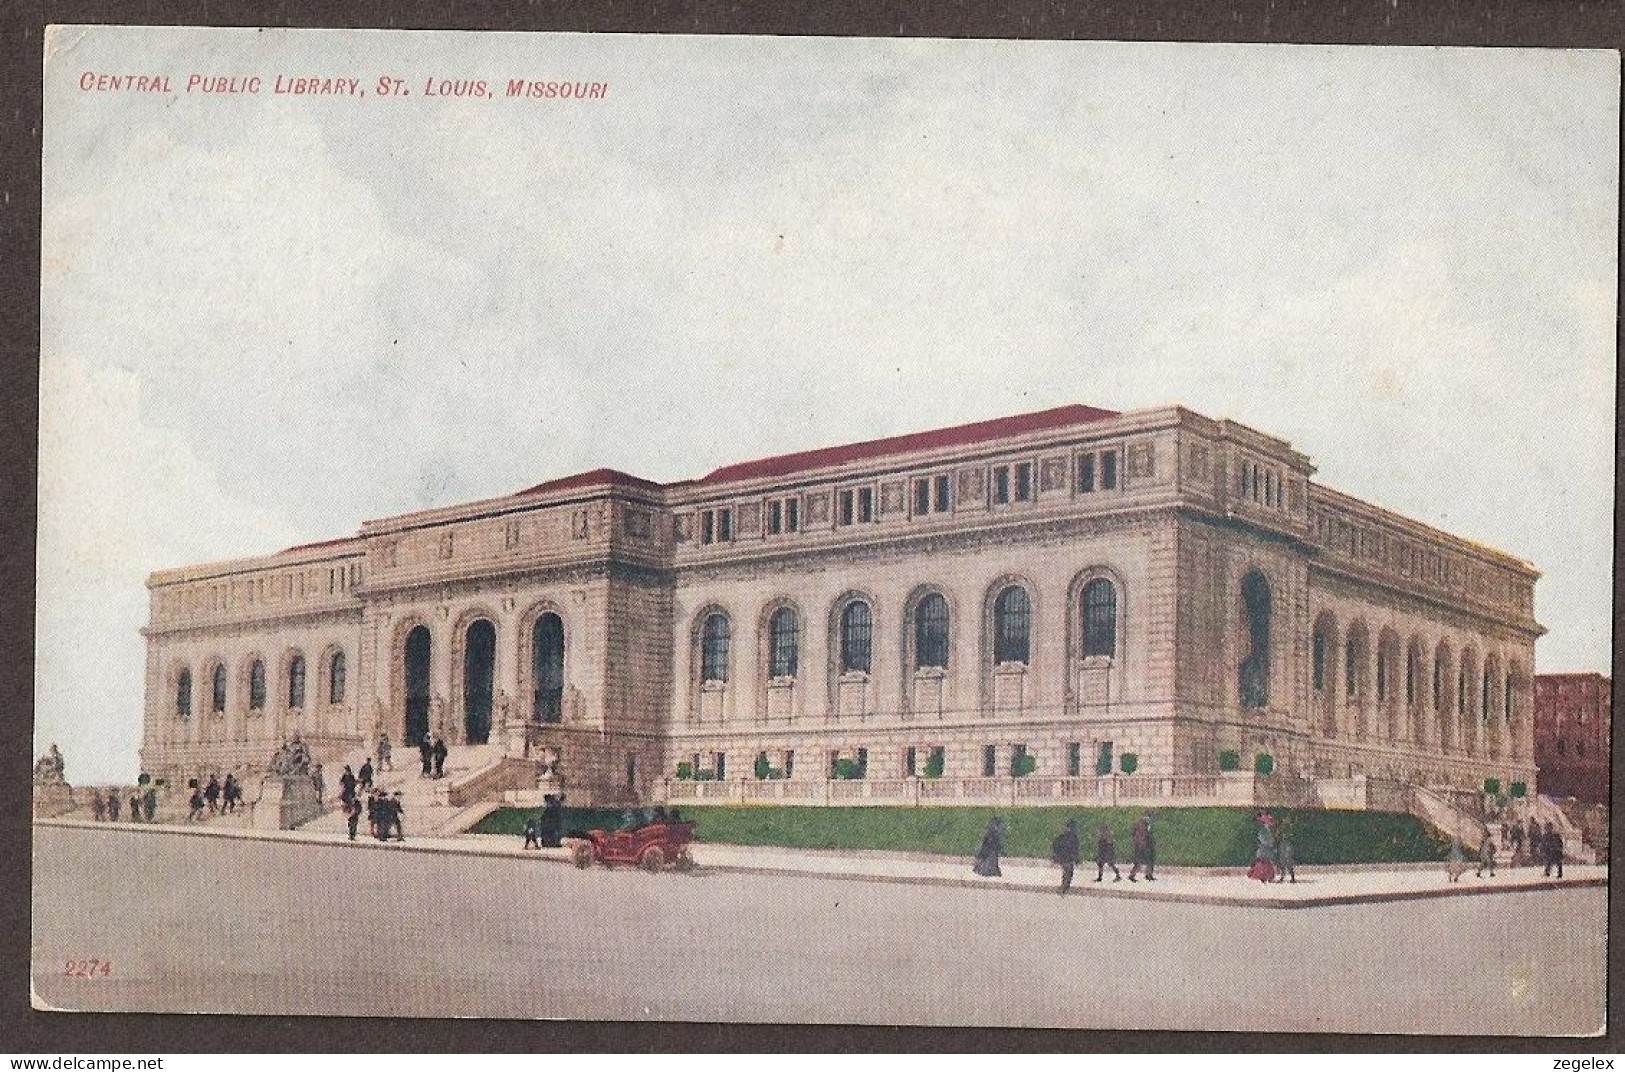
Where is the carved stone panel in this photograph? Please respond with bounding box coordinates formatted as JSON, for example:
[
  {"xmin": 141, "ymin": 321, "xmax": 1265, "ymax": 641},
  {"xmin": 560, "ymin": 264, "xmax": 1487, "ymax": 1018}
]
[
  {"xmin": 805, "ymin": 491, "xmax": 831, "ymax": 526},
  {"xmin": 880, "ymin": 481, "xmax": 906, "ymax": 516},
  {"xmin": 1040, "ymin": 456, "xmax": 1069, "ymax": 493}
]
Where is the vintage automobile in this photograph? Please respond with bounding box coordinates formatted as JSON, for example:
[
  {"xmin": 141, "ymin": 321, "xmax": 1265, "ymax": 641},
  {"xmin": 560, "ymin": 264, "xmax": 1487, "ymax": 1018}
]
[{"xmin": 567, "ymin": 820, "xmax": 697, "ymax": 872}]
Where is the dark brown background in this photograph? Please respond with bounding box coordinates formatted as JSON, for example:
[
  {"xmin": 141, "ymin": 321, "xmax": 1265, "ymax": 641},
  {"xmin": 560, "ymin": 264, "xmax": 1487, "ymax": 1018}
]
[{"xmin": 3, "ymin": 0, "xmax": 1620, "ymax": 1054}]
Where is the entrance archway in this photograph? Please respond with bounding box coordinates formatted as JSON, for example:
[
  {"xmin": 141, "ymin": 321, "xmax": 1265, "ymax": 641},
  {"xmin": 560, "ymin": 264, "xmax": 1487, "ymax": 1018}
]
[
  {"xmin": 404, "ymin": 626, "xmax": 432, "ymax": 746},
  {"xmin": 463, "ymin": 619, "xmax": 495, "ymax": 744}
]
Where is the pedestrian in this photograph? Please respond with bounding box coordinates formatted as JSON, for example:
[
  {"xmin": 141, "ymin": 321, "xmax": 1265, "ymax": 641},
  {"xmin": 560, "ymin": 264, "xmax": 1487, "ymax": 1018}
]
[
  {"xmin": 1276, "ymin": 827, "xmax": 1297, "ymax": 884},
  {"xmin": 378, "ymin": 732, "xmax": 393, "ymax": 772},
  {"xmin": 1476, "ymin": 830, "xmax": 1497, "ymax": 879},
  {"xmin": 972, "ymin": 817, "xmax": 1005, "ymax": 878},
  {"xmin": 222, "ymin": 773, "xmax": 237, "ymax": 813},
  {"xmin": 1542, "ymin": 823, "xmax": 1564, "ymax": 879},
  {"xmin": 523, "ymin": 816, "xmax": 540, "ymax": 850},
  {"xmin": 1095, "ymin": 823, "xmax": 1122, "ymax": 882},
  {"xmin": 1508, "ymin": 820, "xmax": 1525, "ymax": 865},
  {"xmin": 366, "ymin": 791, "xmax": 380, "ymax": 839},
  {"xmin": 389, "ymin": 792, "xmax": 406, "ymax": 841},
  {"xmin": 1129, "ymin": 812, "xmax": 1157, "ymax": 882},
  {"xmin": 1525, "ymin": 818, "xmax": 1541, "ymax": 866},
  {"xmin": 346, "ymin": 796, "xmax": 362, "ymax": 841},
  {"xmin": 419, "ymin": 738, "xmax": 433, "ymax": 778},
  {"xmin": 1445, "ymin": 836, "xmax": 1468, "ymax": 882},
  {"xmin": 358, "ymin": 758, "xmax": 374, "ymax": 792},
  {"xmin": 432, "ymin": 736, "xmax": 448, "ymax": 779},
  {"xmin": 128, "ymin": 793, "xmax": 142, "ymax": 821},
  {"xmin": 539, "ymin": 793, "xmax": 565, "ymax": 847},
  {"xmin": 187, "ymin": 783, "xmax": 206, "ymax": 822},
  {"xmin": 90, "ymin": 792, "xmax": 105, "ymax": 822},
  {"xmin": 1249, "ymin": 812, "xmax": 1277, "ymax": 883},
  {"xmin": 106, "ymin": 790, "xmax": 120, "ymax": 822},
  {"xmin": 1051, "ymin": 819, "xmax": 1081, "ymax": 895},
  {"xmin": 142, "ymin": 785, "xmax": 157, "ymax": 821},
  {"xmin": 339, "ymin": 765, "xmax": 357, "ymax": 805},
  {"xmin": 204, "ymin": 774, "xmax": 221, "ymax": 814}
]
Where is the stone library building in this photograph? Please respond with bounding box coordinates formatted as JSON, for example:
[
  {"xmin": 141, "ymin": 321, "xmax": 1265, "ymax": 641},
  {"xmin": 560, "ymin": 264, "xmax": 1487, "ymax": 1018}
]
[{"xmin": 141, "ymin": 403, "xmax": 1542, "ymax": 807}]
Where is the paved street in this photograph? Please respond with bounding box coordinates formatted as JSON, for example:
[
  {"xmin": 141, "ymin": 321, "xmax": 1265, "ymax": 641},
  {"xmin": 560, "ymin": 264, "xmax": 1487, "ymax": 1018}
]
[{"xmin": 33, "ymin": 823, "xmax": 1605, "ymax": 1034}]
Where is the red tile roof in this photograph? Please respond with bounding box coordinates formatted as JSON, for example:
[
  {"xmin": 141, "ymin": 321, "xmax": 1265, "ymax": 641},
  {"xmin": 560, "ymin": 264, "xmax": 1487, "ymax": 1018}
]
[
  {"xmin": 507, "ymin": 404, "xmax": 1120, "ymax": 499},
  {"xmin": 696, "ymin": 403, "xmax": 1119, "ymax": 485},
  {"xmin": 516, "ymin": 467, "xmax": 665, "ymax": 498}
]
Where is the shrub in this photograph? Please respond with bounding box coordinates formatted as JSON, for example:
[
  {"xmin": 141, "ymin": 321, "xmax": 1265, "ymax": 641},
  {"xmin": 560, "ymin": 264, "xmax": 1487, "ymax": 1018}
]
[
  {"xmin": 754, "ymin": 753, "xmax": 772, "ymax": 781},
  {"xmin": 1011, "ymin": 752, "xmax": 1038, "ymax": 777},
  {"xmin": 1483, "ymin": 778, "xmax": 1501, "ymax": 796},
  {"xmin": 834, "ymin": 758, "xmax": 864, "ymax": 780},
  {"xmin": 922, "ymin": 750, "xmax": 945, "ymax": 779},
  {"xmin": 1510, "ymin": 781, "xmax": 1527, "ymax": 798},
  {"xmin": 695, "ymin": 770, "xmax": 716, "ymax": 782},
  {"xmin": 1219, "ymin": 750, "xmax": 1241, "ymax": 772},
  {"xmin": 675, "ymin": 762, "xmax": 693, "ymax": 781},
  {"xmin": 1255, "ymin": 753, "xmax": 1275, "ymax": 776},
  {"xmin": 1119, "ymin": 753, "xmax": 1139, "ymax": 775},
  {"xmin": 1096, "ymin": 752, "xmax": 1113, "ymax": 776}
]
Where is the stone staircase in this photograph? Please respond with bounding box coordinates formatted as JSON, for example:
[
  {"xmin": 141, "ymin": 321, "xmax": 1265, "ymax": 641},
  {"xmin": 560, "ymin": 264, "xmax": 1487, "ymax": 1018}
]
[{"xmin": 300, "ymin": 741, "xmax": 508, "ymax": 838}]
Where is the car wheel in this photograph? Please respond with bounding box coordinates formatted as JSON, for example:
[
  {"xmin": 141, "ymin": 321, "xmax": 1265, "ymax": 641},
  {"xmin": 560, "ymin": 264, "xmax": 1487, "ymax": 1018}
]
[{"xmin": 639, "ymin": 846, "xmax": 666, "ymax": 872}]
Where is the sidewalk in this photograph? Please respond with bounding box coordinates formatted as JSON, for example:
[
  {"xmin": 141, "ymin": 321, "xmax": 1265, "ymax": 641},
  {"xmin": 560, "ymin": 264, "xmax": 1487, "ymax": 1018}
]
[{"xmin": 35, "ymin": 816, "xmax": 1605, "ymax": 909}]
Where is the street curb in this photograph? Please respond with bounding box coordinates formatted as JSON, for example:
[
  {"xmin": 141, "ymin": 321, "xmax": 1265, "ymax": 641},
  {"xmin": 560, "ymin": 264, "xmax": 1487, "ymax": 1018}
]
[{"xmin": 34, "ymin": 818, "xmax": 1606, "ymax": 909}]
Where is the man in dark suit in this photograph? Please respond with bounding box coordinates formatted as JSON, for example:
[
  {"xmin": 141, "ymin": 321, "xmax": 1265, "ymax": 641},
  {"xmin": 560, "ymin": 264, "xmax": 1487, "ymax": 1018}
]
[
  {"xmin": 1129, "ymin": 813, "xmax": 1156, "ymax": 882},
  {"xmin": 1051, "ymin": 820, "xmax": 1081, "ymax": 895},
  {"xmin": 432, "ymin": 737, "xmax": 448, "ymax": 779},
  {"xmin": 1542, "ymin": 823, "xmax": 1564, "ymax": 879}
]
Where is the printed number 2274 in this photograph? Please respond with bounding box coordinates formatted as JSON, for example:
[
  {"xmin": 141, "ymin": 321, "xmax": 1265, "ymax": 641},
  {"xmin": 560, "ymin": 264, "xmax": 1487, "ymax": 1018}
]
[{"xmin": 63, "ymin": 959, "xmax": 111, "ymax": 977}]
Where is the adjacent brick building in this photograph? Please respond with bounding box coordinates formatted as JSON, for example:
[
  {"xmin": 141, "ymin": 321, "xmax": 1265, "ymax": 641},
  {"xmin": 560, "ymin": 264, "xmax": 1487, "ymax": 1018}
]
[
  {"xmin": 140, "ymin": 403, "xmax": 1544, "ymax": 806},
  {"xmin": 1534, "ymin": 673, "xmax": 1611, "ymax": 805}
]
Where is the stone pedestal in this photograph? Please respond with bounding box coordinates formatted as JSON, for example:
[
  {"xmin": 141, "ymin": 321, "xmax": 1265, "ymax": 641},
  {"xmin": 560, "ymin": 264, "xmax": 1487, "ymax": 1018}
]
[{"xmin": 252, "ymin": 775, "xmax": 324, "ymax": 830}]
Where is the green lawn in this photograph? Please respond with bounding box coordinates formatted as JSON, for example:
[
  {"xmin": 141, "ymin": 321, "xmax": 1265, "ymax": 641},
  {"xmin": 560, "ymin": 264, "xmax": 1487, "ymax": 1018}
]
[{"xmin": 471, "ymin": 804, "xmax": 1453, "ymax": 866}]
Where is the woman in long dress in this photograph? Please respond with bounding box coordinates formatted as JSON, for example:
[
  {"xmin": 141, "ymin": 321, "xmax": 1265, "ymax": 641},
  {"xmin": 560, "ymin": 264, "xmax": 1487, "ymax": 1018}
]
[
  {"xmin": 1248, "ymin": 812, "xmax": 1278, "ymax": 883},
  {"xmin": 973, "ymin": 817, "xmax": 1006, "ymax": 877}
]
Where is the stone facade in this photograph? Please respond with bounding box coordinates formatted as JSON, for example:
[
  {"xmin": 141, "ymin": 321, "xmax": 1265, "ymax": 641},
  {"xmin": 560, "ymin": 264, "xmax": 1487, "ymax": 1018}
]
[
  {"xmin": 141, "ymin": 404, "xmax": 1543, "ymax": 805},
  {"xmin": 1534, "ymin": 673, "xmax": 1611, "ymax": 805}
]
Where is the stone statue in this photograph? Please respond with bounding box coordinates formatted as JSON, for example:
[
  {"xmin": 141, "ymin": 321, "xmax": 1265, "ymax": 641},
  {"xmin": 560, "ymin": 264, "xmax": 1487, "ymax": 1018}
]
[
  {"xmin": 496, "ymin": 689, "xmax": 511, "ymax": 728},
  {"xmin": 32, "ymin": 743, "xmax": 66, "ymax": 787},
  {"xmin": 267, "ymin": 733, "xmax": 313, "ymax": 777}
]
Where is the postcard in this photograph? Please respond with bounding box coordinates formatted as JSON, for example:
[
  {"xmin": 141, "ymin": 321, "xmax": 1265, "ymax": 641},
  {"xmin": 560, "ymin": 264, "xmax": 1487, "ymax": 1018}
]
[{"xmin": 33, "ymin": 25, "xmax": 1616, "ymax": 1034}]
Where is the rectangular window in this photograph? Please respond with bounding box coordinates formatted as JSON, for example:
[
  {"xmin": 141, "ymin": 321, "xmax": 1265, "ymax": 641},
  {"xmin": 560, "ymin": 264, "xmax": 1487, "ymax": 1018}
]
[
  {"xmin": 767, "ymin": 500, "xmax": 782, "ymax": 535},
  {"xmin": 699, "ymin": 510, "xmax": 715, "ymax": 545},
  {"xmin": 1078, "ymin": 453, "xmax": 1096, "ymax": 493},
  {"xmin": 784, "ymin": 750, "xmax": 795, "ymax": 779},
  {"xmin": 928, "ymin": 746, "xmax": 945, "ymax": 775},
  {"xmin": 857, "ymin": 487, "xmax": 874, "ymax": 523},
  {"xmin": 838, "ymin": 489, "xmax": 855, "ymax": 526},
  {"xmin": 625, "ymin": 754, "xmax": 637, "ymax": 790},
  {"xmin": 1014, "ymin": 462, "xmax": 1033, "ymax": 502},
  {"xmin": 933, "ymin": 474, "xmax": 952, "ymax": 512},
  {"xmin": 1312, "ymin": 632, "xmax": 1326, "ymax": 692},
  {"xmin": 905, "ymin": 746, "xmax": 917, "ymax": 777},
  {"xmin": 1101, "ymin": 451, "xmax": 1118, "ymax": 490},
  {"xmin": 829, "ymin": 751, "xmax": 841, "ymax": 778},
  {"xmin": 786, "ymin": 498, "xmax": 800, "ymax": 532},
  {"xmin": 1067, "ymin": 742, "xmax": 1082, "ymax": 777},
  {"xmin": 992, "ymin": 467, "xmax": 1011, "ymax": 505},
  {"xmin": 856, "ymin": 747, "xmax": 868, "ymax": 776},
  {"xmin": 913, "ymin": 479, "xmax": 931, "ymax": 517},
  {"xmin": 717, "ymin": 508, "xmax": 732, "ymax": 542},
  {"xmin": 982, "ymin": 745, "xmax": 997, "ymax": 777},
  {"xmin": 714, "ymin": 752, "xmax": 726, "ymax": 781}
]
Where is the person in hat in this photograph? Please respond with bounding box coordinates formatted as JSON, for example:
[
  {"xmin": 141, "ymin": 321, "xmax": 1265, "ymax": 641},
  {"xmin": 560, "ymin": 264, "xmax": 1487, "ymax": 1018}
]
[
  {"xmin": 1476, "ymin": 830, "xmax": 1498, "ymax": 879},
  {"xmin": 972, "ymin": 817, "xmax": 1005, "ymax": 878},
  {"xmin": 1095, "ymin": 823, "xmax": 1122, "ymax": 882},
  {"xmin": 1051, "ymin": 819, "xmax": 1082, "ymax": 895}
]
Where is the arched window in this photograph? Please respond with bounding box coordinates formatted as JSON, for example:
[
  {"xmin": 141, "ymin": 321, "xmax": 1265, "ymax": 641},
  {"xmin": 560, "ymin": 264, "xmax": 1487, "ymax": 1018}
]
[
  {"xmin": 212, "ymin": 664, "xmax": 227, "ymax": 713},
  {"xmin": 701, "ymin": 613, "xmax": 731, "ymax": 684},
  {"xmin": 329, "ymin": 651, "xmax": 346, "ymax": 705},
  {"xmin": 1239, "ymin": 571, "xmax": 1271, "ymax": 709},
  {"xmin": 1406, "ymin": 648, "xmax": 1419, "ymax": 705},
  {"xmin": 840, "ymin": 601, "xmax": 873, "ymax": 673},
  {"xmin": 1482, "ymin": 666, "xmax": 1493, "ymax": 720},
  {"xmin": 1504, "ymin": 672, "xmax": 1514, "ymax": 720},
  {"xmin": 249, "ymin": 660, "xmax": 266, "ymax": 711},
  {"xmin": 993, "ymin": 586, "xmax": 1031, "ymax": 665},
  {"xmin": 915, "ymin": 593, "xmax": 950, "ymax": 670},
  {"xmin": 533, "ymin": 613, "xmax": 565, "ymax": 722},
  {"xmin": 1432, "ymin": 657, "xmax": 1444, "ymax": 710},
  {"xmin": 175, "ymin": 669, "xmax": 192, "ymax": 719},
  {"xmin": 288, "ymin": 654, "xmax": 307, "ymax": 708},
  {"xmin": 1344, "ymin": 638, "xmax": 1359, "ymax": 699},
  {"xmin": 768, "ymin": 606, "xmax": 799, "ymax": 678},
  {"xmin": 1081, "ymin": 578, "xmax": 1116, "ymax": 657}
]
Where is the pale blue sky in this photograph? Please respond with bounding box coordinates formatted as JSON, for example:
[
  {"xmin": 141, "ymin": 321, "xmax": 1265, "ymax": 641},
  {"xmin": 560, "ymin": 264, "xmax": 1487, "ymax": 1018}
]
[{"xmin": 39, "ymin": 29, "xmax": 1619, "ymax": 781}]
